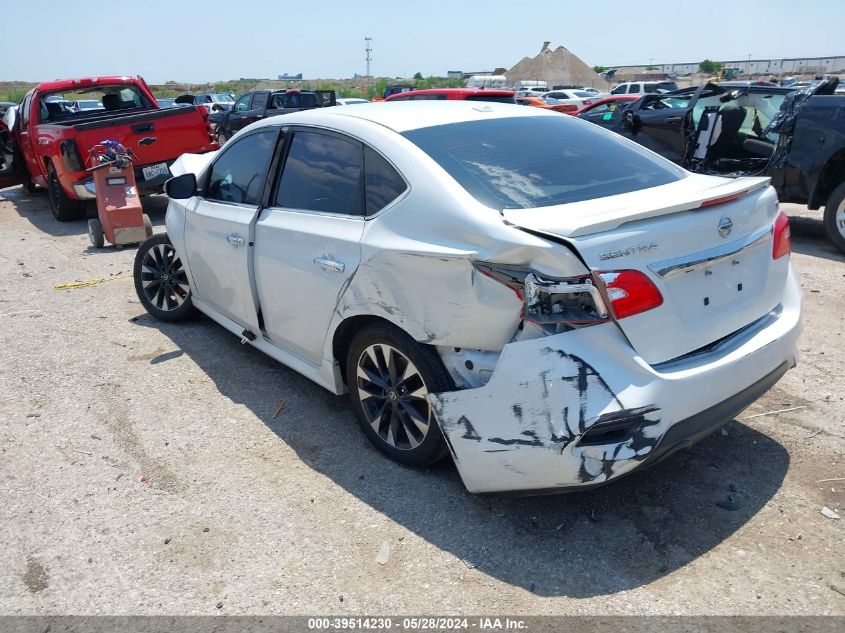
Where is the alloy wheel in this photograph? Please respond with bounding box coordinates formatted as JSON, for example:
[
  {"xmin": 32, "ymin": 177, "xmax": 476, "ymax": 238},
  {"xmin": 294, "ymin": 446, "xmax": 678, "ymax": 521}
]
[
  {"xmin": 836, "ymin": 197, "xmax": 845, "ymax": 239},
  {"xmin": 139, "ymin": 242, "xmax": 190, "ymax": 311},
  {"xmin": 356, "ymin": 344, "xmax": 431, "ymax": 450}
]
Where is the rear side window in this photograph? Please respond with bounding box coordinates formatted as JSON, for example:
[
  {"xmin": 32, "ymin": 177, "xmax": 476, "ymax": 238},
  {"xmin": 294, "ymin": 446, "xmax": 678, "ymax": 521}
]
[
  {"xmin": 466, "ymin": 94, "xmax": 516, "ymax": 104},
  {"xmin": 275, "ymin": 131, "xmax": 364, "ymax": 215},
  {"xmin": 365, "ymin": 147, "xmax": 407, "ymax": 214},
  {"xmin": 206, "ymin": 130, "xmax": 277, "ymax": 205},
  {"xmin": 402, "ymin": 116, "xmax": 684, "ymax": 210},
  {"xmin": 411, "ymin": 94, "xmax": 447, "ymax": 100},
  {"xmin": 252, "ymin": 92, "xmax": 269, "ymax": 109}
]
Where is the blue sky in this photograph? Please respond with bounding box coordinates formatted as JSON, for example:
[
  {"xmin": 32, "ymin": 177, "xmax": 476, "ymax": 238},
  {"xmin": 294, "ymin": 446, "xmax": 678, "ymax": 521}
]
[{"xmin": 1, "ymin": 0, "xmax": 840, "ymax": 83}]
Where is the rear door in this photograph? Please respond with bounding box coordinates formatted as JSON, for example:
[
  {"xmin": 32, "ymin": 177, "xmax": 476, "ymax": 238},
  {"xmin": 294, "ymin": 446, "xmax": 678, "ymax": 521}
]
[
  {"xmin": 183, "ymin": 128, "xmax": 279, "ymax": 330},
  {"xmin": 617, "ymin": 84, "xmax": 718, "ymax": 165},
  {"xmin": 253, "ymin": 127, "xmax": 367, "ymax": 364}
]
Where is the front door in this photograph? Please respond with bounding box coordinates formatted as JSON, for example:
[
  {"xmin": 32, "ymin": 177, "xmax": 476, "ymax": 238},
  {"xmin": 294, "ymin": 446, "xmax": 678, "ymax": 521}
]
[
  {"xmin": 183, "ymin": 128, "xmax": 279, "ymax": 331},
  {"xmin": 226, "ymin": 93, "xmax": 256, "ymax": 134},
  {"xmin": 253, "ymin": 128, "xmax": 366, "ymax": 365}
]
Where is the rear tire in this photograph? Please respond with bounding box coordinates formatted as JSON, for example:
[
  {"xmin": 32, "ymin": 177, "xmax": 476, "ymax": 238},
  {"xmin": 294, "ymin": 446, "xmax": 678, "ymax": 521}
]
[
  {"xmin": 143, "ymin": 214, "xmax": 153, "ymax": 239},
  {"xmin": 823, "ymin": 181, "xmax": 845, "ymax": 254},
  {"xmin": 345, "ymin": 322, "xmax": 453, "ymax": 467},
  {"xmin": 87, "ymin": 218, "xmax": 104, "ymax": 248},
  {"xmin": 215, "ymin": 127, "xmax": 229, "ymax": 145},
  {"xmin": 47, "ymin": 164, "xmax": 86, "ymax": 221},
  {"xmin": 133, "ymin": 233, "xmax": 197, "ymax": 322}
]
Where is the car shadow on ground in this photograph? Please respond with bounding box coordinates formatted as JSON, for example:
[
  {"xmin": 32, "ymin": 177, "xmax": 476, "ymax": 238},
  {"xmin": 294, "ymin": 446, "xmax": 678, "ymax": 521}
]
[
  {"xmin": 0, "ymin": 186, "xmax": 168, "ymax": 238},
  {"xmin": 135, "ymin": 313, "xmax": 790, "ymax": 599},
  {"xmin": 788, "ymin": 215, "xmax": 845, "ymax": 262}
]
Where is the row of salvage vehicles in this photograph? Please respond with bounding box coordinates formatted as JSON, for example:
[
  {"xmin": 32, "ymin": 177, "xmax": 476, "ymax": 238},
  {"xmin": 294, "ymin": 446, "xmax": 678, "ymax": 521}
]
[{"xmin": 576, "ymin": 79, "xmax": 845, "ymax": 254}]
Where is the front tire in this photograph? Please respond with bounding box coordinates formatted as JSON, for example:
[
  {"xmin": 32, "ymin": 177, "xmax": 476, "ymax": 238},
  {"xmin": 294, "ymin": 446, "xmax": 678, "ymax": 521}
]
[
  {"xmin": 133, "ymin": 233, "xmax": 197, "ymax": 322},
  {"xmin": 346, "ymin": 322, "xmax": 453, "ymax": 467},
  {"xmin": 47, "ymin": 164, "xmax": 86, "ymax": 221},
  {"xmin": 215, "ymin": 127, "xmax": 229, "ymax": 145},
  {"xmin": 823, "ymin": 181, "xmax": 845, "ymax": 254}
]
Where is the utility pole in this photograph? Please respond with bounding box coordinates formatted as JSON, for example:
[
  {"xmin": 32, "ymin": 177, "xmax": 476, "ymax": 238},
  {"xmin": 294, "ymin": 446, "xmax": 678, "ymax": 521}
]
[{"xmin": 365, "ymin": 37, "xmax": 372, "ymax": 78}]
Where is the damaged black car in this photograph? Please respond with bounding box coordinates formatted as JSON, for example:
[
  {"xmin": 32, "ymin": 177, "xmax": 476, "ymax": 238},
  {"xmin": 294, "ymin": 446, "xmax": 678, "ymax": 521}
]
[{"xmin": 605, "ymin": 80, "xmax": 845, "ymax": 253}]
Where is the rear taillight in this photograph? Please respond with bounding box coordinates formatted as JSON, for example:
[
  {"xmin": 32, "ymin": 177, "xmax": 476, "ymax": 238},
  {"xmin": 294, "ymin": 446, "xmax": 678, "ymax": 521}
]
[
  {"xmin": 475, "ymin": 264, "xmax": 663, "ymax": 328},
  {"xmin": 473, "ymin": 263, "xmax": 607, "ymax": 326},
  {"xmin": 596, "ymin": 270, "xmax": 663, "ymax": 320},
  {"xmin": 773, "ymin": 211, "xmax": 791, "ymax": 259}
]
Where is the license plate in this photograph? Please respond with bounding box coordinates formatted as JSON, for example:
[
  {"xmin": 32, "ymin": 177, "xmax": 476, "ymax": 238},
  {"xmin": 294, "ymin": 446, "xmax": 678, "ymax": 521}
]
[{"xmin": 142, "ymin": 162, "xmax": 170, "ymax": 181}]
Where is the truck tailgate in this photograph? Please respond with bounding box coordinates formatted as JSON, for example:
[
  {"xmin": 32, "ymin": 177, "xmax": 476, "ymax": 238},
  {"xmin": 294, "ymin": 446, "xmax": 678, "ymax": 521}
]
[{"xmin": 72, "ymin": 106, "xmax": 216, "ymax": 170}]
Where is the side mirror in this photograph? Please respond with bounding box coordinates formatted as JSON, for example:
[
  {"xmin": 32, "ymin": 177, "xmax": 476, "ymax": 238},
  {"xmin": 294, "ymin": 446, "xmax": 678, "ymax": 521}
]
[{"xmin": 165, "ymin": 172, "xmax": 197, "ymax": 199}]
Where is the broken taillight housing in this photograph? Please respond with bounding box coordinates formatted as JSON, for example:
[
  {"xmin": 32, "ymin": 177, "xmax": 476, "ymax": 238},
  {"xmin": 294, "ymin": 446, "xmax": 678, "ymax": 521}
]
[
  {"xmin": 475, "ymin": 263, "xmax": 664, "ymax": 327},
  {"xmin": 772, "ymin": 211, "xmax": 791, "ymax": 259},
  {"xmin": 474, "ymin": 263, "xmax": 608, "ymax": 327},
  {"xmin": 596, "ymin": 270, "xmax": 664, "ymax": 319}
]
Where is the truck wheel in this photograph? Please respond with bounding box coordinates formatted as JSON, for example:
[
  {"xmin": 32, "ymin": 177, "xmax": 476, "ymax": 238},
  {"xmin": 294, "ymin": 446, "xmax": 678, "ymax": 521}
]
[
  {"xmin": 87, "ymin": 218, "xmax": 104, "ymax": 248},
  {"xmin": 133, "ymin": 233, "xmax": 197, "ymax": 322},
  {"xmin": 823, "ymin": 181, "xmax": 845, "ymax": 254},
  {"xmin": 215, "ymin": 127, "xmax": 229, "ymax": 145},
  {"xmin": 47, "ymin": 165, "xmax": 86, "ymax": 221}
]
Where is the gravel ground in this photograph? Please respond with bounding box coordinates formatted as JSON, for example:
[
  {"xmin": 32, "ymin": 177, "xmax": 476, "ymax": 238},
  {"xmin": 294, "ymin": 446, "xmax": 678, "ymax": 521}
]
[{"xmin": 0, "ymin": 188, "xmax": 842, "ymax": 615}]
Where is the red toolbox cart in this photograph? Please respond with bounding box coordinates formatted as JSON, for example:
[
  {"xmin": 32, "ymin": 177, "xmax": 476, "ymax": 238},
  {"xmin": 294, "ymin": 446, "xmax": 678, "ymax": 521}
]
[{"xmin": 86, "ymin": 141, "xmax": 153, "ymax": 248}]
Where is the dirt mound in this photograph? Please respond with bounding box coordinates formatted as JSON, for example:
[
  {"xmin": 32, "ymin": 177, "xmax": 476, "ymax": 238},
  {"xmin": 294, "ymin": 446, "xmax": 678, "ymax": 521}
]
[{"xmin": 506, "ymin": 42, "xmax": 602, "ymax": 89}]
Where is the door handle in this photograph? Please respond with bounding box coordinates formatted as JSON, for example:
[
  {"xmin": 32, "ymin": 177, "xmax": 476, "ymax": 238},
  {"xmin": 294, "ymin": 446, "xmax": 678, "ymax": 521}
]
[
  {"xmin": 227, "ymin": 234, "xmax": 245, "ymax": 247},
  {"xmin": 313, "ymin": 257, "xmax": 345, "ymax": 273},
  {"xmin": 665, "ymin": 116, "xmax": 682, "ymax": 123}
]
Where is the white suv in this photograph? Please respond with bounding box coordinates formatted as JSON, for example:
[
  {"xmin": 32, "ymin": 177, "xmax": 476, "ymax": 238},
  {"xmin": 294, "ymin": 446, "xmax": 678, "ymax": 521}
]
[{"xmin": 611, "ymin": 81, "xmax": 678, "ymax": 96}]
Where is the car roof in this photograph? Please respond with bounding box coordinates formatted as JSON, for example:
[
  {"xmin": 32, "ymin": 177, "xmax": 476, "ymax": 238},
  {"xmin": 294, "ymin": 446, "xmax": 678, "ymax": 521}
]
[{"xmin": 245, "ymin": 101, "xmax": 552, "ymax": 134}]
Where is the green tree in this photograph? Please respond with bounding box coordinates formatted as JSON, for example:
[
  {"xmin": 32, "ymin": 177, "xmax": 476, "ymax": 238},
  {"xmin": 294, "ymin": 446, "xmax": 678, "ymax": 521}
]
[
  {"xmin": 698, "ymin": 59, "xmax": 723, "ymax": 74},
  {"xmin": 593, "ymin": 66, "xmax": 607, "ymax": 74},
  {"xmin": 413, "ymin": 72, "xmax": 423, "ymax": 80}
]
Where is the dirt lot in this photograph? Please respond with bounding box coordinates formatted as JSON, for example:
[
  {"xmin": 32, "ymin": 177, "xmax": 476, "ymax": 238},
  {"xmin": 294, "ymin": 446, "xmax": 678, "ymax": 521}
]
[{"xmin": 0, "ymin": 187, "xmax": 842, "ymax": 616}]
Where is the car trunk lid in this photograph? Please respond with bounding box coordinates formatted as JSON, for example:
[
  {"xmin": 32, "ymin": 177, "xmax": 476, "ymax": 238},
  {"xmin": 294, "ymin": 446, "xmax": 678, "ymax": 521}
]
[{"xmin": 502, "ymin": 174, "xmax": 790, "ymax": 365}]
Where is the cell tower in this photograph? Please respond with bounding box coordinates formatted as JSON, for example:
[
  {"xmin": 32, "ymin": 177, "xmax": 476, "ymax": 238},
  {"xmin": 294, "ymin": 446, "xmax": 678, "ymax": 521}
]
[{"xmin": 365, "ymin": 37, "xmax": 372, "ymax": 78}]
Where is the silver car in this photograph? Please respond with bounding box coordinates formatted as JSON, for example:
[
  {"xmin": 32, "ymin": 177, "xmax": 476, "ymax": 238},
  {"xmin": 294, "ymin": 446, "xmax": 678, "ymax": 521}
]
[{"xmin": 135, "ymin": 102, "xmax": 801, "ymax": 493}]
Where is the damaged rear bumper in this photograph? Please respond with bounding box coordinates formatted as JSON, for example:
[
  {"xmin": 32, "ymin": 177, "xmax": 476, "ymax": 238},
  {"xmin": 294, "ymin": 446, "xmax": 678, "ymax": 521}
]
[{"xmin": 429, "ymin": 267, "xmax": 802, "ymax": 494}]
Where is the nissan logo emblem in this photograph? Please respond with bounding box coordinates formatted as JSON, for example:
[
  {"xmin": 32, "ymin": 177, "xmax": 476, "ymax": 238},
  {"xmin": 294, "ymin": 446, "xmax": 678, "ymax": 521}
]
[{"xmin": 718, "ymin": 216, "xmax": 733, "ymax": 238}]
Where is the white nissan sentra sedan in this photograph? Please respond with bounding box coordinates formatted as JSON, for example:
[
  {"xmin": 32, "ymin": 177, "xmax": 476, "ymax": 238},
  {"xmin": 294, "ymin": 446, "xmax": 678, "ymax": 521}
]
[{"xmin": 134, "ymin": 102, "xmax": 801, "ymax": 494}]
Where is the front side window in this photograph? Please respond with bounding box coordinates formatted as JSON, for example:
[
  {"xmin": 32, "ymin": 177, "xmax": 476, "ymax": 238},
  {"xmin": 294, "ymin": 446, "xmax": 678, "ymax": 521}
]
[
  {"xmin": 234, "ymin": 95, "xmax": 251, "ymax": 112},
  {"xmin": 206, "ymin": 130, "xmax": 277, "ymax": 205},
  {"xmin": 611, "ymin": 85, "xmax": 625, "ymax": 95},
  {"xmin": 402, "ymin": 116, "xmax": 684, "ymax": 210},
  {"xmin": 275, "ymin": 131, "xmax": 363, "ymax": 215}
]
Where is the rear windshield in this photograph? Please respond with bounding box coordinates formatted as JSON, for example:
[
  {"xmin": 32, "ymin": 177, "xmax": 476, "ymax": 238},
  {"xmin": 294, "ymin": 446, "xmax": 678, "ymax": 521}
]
[
  {"xmin": 402, "ymin": 116, "xmax": 684, "ymax": 209},
  {"xmin": 465, "ymin": 94, "xmax": 516, "ymax": 104}
]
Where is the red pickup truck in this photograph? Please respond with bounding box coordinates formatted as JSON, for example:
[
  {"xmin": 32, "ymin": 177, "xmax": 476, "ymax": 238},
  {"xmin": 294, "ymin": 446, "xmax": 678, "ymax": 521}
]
[{"xmin": 0, "ymin": 76, "xmax": 218, "ymax": 220}]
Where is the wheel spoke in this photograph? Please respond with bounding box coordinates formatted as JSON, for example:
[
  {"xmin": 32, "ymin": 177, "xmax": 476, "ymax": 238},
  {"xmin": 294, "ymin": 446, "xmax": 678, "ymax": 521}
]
[
  {"xmin": 395, "ymin": 407, "xmax": 422, "ymax": 448},
  {"xmin": 401, "ymin": 401, "xmax": 430, "ymax": 435},
  {"xmin": 357, "ymin": 363, "xmax": 387, "ymax": 390}
]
